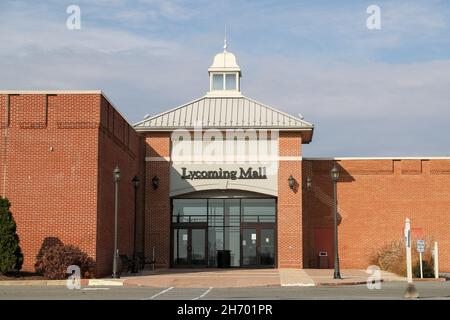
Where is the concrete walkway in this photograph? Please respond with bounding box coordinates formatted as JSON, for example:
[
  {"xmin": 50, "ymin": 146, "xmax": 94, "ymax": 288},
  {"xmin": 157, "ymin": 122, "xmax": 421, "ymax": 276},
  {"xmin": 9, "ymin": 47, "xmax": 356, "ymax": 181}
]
[
  {"xmin": 123, "ymin": 269, "xmax": 281, "ymax": 288},
  {"xmin": 2, "ymin": 268, "xmax": 441, "ymax": 288},
  {"xmin": 120, "ymin": 268, "xmax": 408, "ymax": 288}
]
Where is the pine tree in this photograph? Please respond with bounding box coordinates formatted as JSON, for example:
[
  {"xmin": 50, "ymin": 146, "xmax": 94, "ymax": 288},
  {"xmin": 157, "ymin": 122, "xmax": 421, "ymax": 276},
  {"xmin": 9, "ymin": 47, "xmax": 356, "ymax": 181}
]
[{"xmin": 0, "ymin": 197, "xmax": 23, "ymax": 274}]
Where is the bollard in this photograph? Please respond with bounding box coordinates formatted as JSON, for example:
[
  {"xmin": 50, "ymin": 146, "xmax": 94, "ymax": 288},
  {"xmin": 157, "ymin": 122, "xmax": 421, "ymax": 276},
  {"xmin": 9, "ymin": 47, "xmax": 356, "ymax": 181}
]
[
  {"xmin": 434, "ymin": 242, "xmax": 439, "ymax": 279},
  {"xmin": 404, "ymin": 218, "xmax": 418, "ymax": 299}
]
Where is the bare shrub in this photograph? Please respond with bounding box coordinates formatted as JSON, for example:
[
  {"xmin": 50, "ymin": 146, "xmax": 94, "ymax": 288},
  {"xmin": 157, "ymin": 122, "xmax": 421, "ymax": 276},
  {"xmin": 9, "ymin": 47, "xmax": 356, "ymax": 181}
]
[{"xmin": 370, "ymin": 236, "xmax": 434, "ymax": 277}]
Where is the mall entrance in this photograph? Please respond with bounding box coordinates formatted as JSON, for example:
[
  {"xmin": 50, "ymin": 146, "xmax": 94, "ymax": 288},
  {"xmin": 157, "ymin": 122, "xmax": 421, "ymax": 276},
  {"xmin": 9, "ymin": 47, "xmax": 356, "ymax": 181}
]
[
  {"xmin": 241, "ymin": 226, "xmax": 275, "ymax": 267},
  {"xmin": 171, "ymin": 195, "xmax": 276, "ymax": 268}
]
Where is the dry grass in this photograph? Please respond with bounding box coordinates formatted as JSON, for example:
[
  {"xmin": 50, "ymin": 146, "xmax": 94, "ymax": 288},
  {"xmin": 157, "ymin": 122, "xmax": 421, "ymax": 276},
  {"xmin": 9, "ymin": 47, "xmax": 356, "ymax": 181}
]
[{"xmin": 370, "ymin": 236, "xmax": 434, "ymax": 277}]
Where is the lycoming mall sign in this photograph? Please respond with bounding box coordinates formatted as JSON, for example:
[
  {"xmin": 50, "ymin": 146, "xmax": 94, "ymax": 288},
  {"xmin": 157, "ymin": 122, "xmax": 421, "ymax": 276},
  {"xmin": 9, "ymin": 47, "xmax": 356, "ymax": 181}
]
[{"xmin": 181, "ymin": 167, "xmax": 268, "ymax": 180}]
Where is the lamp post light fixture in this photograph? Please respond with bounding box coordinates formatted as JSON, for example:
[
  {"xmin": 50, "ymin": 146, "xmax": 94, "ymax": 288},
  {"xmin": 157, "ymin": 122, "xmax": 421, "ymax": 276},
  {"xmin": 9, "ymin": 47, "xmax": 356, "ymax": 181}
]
[
  {"xmin": 330, "ymin": 163, "xmax": 341, "ymax": 279},
  {"xmin": 288, "ymin": 175, "xmax": 295, "ymax": 190},
  {"xmin": 131, "ymin": 175, "xmax": 140, "ymax": 274},
  {"xmin": 306, "ymin": 176, "xmax": 312, "ymax": 192},
  {"xmin": 152, "ymin": 175, "xmax": 160, "ymax": 190},
  {"xmin": 112, "ymin": 165, "xmax": 121, "ymax": 279}
]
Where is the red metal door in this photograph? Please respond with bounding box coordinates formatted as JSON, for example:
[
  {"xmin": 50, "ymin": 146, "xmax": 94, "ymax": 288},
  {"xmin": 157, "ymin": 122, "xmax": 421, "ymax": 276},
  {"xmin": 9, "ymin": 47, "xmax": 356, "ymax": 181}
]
[{"xmin": 314, "ymin": 228, "xmax": 334, "ymax": 269}]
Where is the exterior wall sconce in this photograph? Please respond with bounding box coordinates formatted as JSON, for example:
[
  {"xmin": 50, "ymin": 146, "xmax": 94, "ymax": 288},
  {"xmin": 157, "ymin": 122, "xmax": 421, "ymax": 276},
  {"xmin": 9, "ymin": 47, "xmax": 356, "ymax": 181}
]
[
  {"xmin": 331, "ymin": 164, "xmax": 340, "ymax": 182},
  {"xmin": 132, "ymin": 175, "xmax": 140, "ymax": 189},
  {"xmin": 306, "ymin": 176, "xmax": 312, "ymax": 191},
  {"xmin": 151, "ymin": 175, "xmax": 160, "ymax": 190},
  {"xmin": 288, "ymin": 175, "xmax": 295, "ymax": 190}
]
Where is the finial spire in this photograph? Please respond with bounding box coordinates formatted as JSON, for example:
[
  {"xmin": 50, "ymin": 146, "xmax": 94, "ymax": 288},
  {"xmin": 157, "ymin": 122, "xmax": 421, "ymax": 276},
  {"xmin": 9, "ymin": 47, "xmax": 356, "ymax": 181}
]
[{"xmin": 223, "ymin": 24, "xmax": 227, "ymax": 51}]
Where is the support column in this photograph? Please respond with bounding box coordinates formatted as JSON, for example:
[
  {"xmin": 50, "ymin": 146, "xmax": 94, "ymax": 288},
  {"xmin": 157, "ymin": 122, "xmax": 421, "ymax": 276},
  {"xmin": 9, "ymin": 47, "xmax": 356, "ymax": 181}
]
[{"xmin": 277, "ymin": 132, "xmax": 303, "ymax": 268}]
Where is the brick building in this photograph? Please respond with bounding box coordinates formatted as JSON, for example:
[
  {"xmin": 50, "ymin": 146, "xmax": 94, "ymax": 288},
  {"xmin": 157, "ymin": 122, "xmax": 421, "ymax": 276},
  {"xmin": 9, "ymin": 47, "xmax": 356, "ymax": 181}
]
[{"xmin": 1, "ymin": 47, "xmax": 449, "ymax": 277}]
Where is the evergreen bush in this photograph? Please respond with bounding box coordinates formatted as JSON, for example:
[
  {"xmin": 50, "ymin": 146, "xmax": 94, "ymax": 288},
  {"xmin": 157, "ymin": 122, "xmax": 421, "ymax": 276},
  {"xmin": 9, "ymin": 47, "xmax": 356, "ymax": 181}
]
[{"xmin": 0, "ymin": 197, "xmax": 23, "ymax": 274}]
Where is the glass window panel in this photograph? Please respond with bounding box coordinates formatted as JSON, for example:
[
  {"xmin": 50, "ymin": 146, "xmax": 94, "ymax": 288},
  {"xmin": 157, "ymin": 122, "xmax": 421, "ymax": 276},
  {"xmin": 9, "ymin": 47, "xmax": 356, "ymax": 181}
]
[
  {"xmin": 225, "ymin": 74, "xmax": 236, "ymax": 90},
  {"xmin": 191, "ymin": 229, "xmax": 206, "ymax": 265},
  {"xmin": 242, "ymin": 228, "xmax": 257, "ymax": 265},
  {"xmin": 173, "ymin": 229, "xmax": 188, "ymax": 265},
  {"xmin": 225, "ymin": 227, "xmax": 240, "ymax": 267},
  {"xmin": 208, "ymin": 199, "xmax": 224, "ymax": 227},
  {"xmin": 242, "ymin": 199, "xmax": 276, "ymax": 222},
  {"xmin": 260, "ymin": 229, "xmax": 275, "ymax": 265},
  {"xmin": 208, "ymin": 227, "xmax": 223, "ymax": 267},
  {"xmin": 212, "ymin": 74, "xmax": 223, "ymax": 90},
  {"xmin": 225, "ymin": 199, "xmax": 240, "ymax": 226},
  {"xmin": 172, "ymin": 199, "xmax": 207, "ymax": 223}
]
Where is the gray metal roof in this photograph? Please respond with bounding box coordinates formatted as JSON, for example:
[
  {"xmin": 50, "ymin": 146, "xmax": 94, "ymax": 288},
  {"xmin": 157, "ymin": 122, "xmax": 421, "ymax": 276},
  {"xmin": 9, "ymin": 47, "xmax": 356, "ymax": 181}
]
[{"xmin": 134, "ymin": 95, "xmax": 314, "ymax": 132}]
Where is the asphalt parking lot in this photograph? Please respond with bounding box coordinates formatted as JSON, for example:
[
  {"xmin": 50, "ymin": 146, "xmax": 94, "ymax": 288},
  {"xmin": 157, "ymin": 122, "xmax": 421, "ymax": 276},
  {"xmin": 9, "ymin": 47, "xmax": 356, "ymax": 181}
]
[{"xmin": 0, "ymin": 282, "xmax": 449, "ymax": 300}]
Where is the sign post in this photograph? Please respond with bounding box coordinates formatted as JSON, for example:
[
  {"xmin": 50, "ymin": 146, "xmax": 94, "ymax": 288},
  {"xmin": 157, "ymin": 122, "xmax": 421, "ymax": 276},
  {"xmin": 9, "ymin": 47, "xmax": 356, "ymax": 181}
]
[
  {"xmin": 416, "ymin": 240, "xmax": 425, "ymax": 279},
  {"xmin": 434, "ymin": 242, "xmax": 439, "ymax": 279},
  {"xmin": 404, "ymin": 218, "xmax": 418, "ymax": 298},
  {"xmin": 404, "ymin": 219, "xmax": 412, "ymax": 283}
]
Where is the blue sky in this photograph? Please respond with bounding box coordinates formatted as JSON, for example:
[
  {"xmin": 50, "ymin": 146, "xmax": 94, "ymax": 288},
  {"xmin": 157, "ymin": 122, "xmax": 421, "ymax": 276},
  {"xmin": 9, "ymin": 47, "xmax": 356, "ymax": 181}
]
[{"xmin": 1, "ymin": 0, "xmax": 450, "ymax": 156}]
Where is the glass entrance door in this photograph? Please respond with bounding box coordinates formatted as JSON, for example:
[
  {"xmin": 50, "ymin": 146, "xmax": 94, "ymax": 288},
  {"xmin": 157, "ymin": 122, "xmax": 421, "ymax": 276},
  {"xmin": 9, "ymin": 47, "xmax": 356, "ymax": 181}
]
[
  {"xmin": 172, "ymin": 228, "xmax": 207, "ymax": 267},
  {"xmin": 242, "ymin": 228, "xmax": 258, "ymax": 266},
  {"xmin": 259, "ymin": 229, "xmax": 275, "ymax": 266},
  {"xmin": 242, "ymin": 227, "xmax": 275, "ymax": 267},
  {"xmin": 190, "ymin": 229, "xmax": 206, "ymax": 265}
]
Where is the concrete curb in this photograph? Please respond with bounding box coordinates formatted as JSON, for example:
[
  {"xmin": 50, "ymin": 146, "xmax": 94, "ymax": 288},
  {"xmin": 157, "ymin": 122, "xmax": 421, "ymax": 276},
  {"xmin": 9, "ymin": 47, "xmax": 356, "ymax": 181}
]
[
  {"xmin": 0, "ymin": 279, "xmax": 124, "ymax": 287},
  {"xmin": 413, "ymin": 278, "xmax": 446, "ymax": 282},
  {"xmin": 281, "ymin": 283, "xmax": 315, "ymax": 287},
  {"xmin": 315, "ymin": 280, "xmax": 383, "ymax": 287},
  {"xmin": 315, "ymin": 278, "xmax": 446, "ymax": 287},
  {"xmin": 0, "ymin": 276, "xmax": 444, "ymax": 288},
  {"xmin": 88, "ymin": 279, "xmax": 124, "ymax": 286}
]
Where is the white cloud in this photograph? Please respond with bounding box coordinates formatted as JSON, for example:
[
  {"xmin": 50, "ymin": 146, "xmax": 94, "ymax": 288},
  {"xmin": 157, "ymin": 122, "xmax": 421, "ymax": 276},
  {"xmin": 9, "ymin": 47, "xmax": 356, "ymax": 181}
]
[{"xmin": 0, "ymin": 0, "xmax": 449, "ymax": 156}]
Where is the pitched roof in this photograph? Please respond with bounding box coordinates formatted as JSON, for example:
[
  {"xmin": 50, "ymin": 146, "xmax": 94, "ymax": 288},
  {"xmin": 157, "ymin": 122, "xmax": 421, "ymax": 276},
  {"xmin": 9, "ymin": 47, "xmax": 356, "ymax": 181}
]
[{"xmin": 134, "ymin": 95, "xmax": 314, "ymax": 137}]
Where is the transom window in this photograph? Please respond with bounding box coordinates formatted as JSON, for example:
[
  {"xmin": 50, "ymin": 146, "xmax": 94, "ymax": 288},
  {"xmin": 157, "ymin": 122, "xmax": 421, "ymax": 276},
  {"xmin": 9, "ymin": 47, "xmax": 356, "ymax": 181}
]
[{"xmin": 172, "ymin": 198, "xmax": 276, "ymax": 224}]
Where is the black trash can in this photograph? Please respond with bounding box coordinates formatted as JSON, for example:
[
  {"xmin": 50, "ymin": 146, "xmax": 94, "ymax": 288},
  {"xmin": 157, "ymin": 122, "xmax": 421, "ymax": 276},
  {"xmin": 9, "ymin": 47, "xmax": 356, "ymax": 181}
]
[{"xmin": 217, "ymin": 250, "xmax": 231, "ymax": 268}]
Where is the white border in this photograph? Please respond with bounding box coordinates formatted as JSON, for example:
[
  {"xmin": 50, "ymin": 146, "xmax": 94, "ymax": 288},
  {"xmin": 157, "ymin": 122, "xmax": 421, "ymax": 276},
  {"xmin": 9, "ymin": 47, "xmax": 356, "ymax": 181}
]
[{"xmin": 303, "ymin": 157, "xmax": 450, "ymax": 160}]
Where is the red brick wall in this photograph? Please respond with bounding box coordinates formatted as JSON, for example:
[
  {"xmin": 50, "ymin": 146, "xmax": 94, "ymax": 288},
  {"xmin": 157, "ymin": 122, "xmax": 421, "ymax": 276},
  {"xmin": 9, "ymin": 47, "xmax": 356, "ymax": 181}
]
[
  {"xmin": 303, "ymin": 159, "xmax": 450, "ymax": 272},
  {"xmin": 0, "ymin": 93, "xmax": 100, "ymax": 273},
  {"xmin": 0, "ymin": 93, "xmax": 141, "ymax": 277},
  {"xmin": 143, "ymin": 132, "xmax": 171, "ymax": 268},
  {"xmin": 277, "ymin": 132, "xmax": 303, "ymax": 268},
  {"xmin": 95, "ymin": 96, "xmax": 142, "ymax": 277}
]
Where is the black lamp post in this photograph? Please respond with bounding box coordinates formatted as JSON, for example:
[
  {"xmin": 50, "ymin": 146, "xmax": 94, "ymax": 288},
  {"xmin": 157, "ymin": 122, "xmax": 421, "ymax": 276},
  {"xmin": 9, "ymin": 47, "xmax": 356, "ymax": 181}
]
[
  {"xmin": 112, "ymin": 165, "xmax": 121, "ymax": 278},
  {"xmin": 330, "ymin": 163, "xmax": 341, "ymax": 279},
  {"xmin": 131, "ymin": 175, "xmax": 140, "ymax": 274}
]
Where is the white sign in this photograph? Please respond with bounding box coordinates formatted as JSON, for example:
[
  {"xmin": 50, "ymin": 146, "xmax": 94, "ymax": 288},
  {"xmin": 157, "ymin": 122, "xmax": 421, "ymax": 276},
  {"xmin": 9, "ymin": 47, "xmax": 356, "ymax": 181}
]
[
  {"xmin": 417, "ymin": 240, "xmax": 425, "ymax": 253},
  {"xmin": 182, "ymin": 234, "xmax": 188, "ymax": 241},
  {"xmin": 251, "ymin": 233, "xmax": 257, "ymax": 240}
]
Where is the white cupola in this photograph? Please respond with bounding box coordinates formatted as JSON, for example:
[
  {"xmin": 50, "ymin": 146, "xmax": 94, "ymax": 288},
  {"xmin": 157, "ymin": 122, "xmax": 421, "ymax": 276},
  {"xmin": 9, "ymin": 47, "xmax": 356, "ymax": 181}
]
[{"xmin": 207, "ymin": 40, "xmax": 242, "ymax": 97}]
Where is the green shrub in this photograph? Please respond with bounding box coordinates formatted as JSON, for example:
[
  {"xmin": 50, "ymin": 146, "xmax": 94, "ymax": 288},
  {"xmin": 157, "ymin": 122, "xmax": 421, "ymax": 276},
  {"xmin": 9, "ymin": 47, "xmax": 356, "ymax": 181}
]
[
  {"xmin": 35, "ymin": 244, "xmax": 94, "ymax": 279},
  {"xmin": 413, "ymin": 259, "xmax": 434, "ymax": 278},
  {"xmin": 0, "ymin": 198, "xmax": 23, "ymax": 274},
  {"xmin": 370, "ymin": 236, "xmax": 434, "ymax": 278}
]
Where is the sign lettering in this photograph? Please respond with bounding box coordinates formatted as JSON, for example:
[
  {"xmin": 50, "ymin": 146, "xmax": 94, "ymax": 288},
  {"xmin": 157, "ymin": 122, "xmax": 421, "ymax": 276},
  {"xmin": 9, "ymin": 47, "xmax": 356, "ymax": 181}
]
[{"xmin": 181, "ymin": 167, "xmax": 267, "ymax": 180}]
